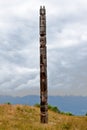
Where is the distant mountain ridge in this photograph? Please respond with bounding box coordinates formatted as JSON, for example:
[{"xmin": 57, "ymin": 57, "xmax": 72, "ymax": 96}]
[{"xmin": 0, "ymin": 95, "xmax": 87, "ymax": 115}]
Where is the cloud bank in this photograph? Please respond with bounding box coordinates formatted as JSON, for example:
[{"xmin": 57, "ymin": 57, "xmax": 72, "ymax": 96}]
[{"xmin": 0, "ymin": 0, "xmax": 87, "ymax": 96}]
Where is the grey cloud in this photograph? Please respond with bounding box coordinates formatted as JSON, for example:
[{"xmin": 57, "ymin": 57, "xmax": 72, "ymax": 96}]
[
  {"xmin": 0, "ymin": 0, "xmax": 87, "ymax": 96},
  {"xmin": 48, "ymin": 43, "xmax": 87, "ymax": 96}
]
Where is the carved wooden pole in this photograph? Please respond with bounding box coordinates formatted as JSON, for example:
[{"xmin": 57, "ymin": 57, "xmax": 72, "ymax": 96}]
[{"xmin": 39, "ymin": 6, "xmax": 48, "ymax": 123}]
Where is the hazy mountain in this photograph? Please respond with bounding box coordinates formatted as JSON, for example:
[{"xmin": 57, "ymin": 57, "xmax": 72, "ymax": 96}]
[{"xmin": 0, "ymin": 95, "xmax": 87, "ymax": 115}]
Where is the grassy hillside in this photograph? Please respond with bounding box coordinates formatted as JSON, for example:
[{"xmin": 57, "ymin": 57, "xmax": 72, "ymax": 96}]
[{"xmin": 0, "ymin": 104, "xmax": 87, "ymax": 130}]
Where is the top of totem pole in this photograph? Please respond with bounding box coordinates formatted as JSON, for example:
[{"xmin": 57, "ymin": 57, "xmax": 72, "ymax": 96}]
[{"xmin": 40, "ymin": 6, "xmax": 46, "ymax": 15}]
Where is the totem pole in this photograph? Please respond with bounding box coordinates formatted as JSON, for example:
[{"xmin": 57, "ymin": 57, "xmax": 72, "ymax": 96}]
[{"xmin": 39, "ymin": 6, "xmax": 48, "ymax": 123}]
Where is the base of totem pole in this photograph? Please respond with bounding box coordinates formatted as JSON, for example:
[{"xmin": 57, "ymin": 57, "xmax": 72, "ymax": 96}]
[{"xmin": 40, "ymin": 113, "xmax": 48, "ymax": 123}]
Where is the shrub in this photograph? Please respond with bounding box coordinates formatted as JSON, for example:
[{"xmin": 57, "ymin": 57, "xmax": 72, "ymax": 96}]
[
  {"xmin": 48, "ymin": 105, "xmax": 60, "ymax": 113},
  {"xmin": 65, "ymin": 112, "xmax": 73, "ymax": 116},
  {"xmin": 34, "ymin": 104, "xmax": 60, "ymax": 113},
  {"xmin": 61, "ymin": 111, "xmax": 73, "ymax": 116},
  {"xmin": 85, "ymin": 113, "xmax": 87, "ymax": 116},
  {"xmin": 5, "ymin": 102, "xmax": 11, "ymax": 105}
]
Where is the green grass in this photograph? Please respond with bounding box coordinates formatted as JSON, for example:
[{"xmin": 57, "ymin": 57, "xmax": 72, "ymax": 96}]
[{"xmin": 0, "ymin": 104, "xmax": 87, "ymax": 130}]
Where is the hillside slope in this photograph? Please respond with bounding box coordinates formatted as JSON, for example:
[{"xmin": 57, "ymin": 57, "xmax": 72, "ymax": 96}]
[{"xmin": 0, "ymin": 104, "xmax": 87, "ymax": 130}]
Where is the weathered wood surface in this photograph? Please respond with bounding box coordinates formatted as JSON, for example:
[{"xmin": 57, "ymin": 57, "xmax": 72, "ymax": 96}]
[{"xmin": 40, "ymin": 6, "xmax": 48, "ymax": 123}]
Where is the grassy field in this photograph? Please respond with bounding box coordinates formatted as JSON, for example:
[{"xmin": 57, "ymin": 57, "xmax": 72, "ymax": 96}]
[{"xmin": 0, "ymin": 104, "xmax": 87, "ymax": 130}]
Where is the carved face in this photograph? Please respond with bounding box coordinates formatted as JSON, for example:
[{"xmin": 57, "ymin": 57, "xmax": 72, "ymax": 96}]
[
  {"xmin": 40, "ymin": 36, "xmax": 46, "ymax": 47},
  {"xmin": 40, "ymin": 8, "xmax": 45, "ymax": 15}
]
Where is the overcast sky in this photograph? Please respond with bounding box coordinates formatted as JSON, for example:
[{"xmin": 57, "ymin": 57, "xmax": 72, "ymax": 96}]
[{"xmin": 0, "ymin": 0, "xmax": 87, "ymax": 96}]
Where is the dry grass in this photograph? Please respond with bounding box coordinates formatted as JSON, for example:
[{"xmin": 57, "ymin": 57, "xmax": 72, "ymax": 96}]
[{"xmin": 0, "ymin": 104, "xmax": 87, "ymax": 130}]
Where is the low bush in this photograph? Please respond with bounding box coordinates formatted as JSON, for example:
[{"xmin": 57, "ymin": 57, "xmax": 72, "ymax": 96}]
[
  {"xmin": 48, "ymin": 104, "xmax": 60, "ymax": 113},
  {"xmin": 61, "ymin": 111, "xmax": 73, "ymax": 116},
  {"xmin": 5, "ymin": 102, "xmax": 11, "ymax": 105},
  {"xmin": 85, "ymin": 113, "xmax": 87, "ymax": 116},
  {"xmin": 34, "ymin": 104, "xmax": 74, "ymax": 115},
  {"xmin": 35, "ymin": 104, "xmax": 60, "ymax": 113}
]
